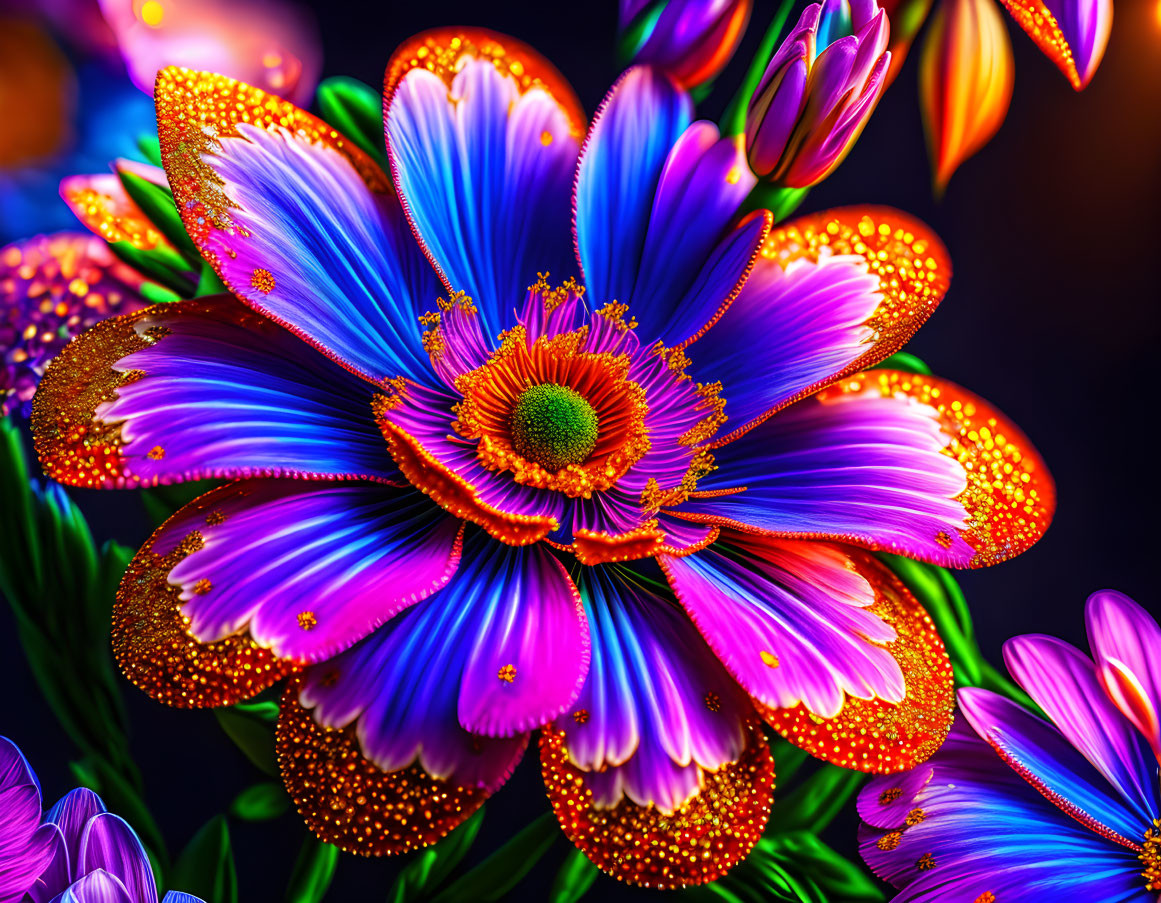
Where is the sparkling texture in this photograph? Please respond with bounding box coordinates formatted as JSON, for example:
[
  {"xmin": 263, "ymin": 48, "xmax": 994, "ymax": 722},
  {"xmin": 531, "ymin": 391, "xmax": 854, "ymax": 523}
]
[{"xmin": 510, "ymin": 383, "xmax": 600, "ymax": 471}]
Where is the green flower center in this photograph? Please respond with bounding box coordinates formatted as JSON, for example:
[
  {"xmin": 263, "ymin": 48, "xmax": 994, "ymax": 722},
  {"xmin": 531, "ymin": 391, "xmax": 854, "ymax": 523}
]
[{"xmin": 510, "ymin": 383, "xmax": 599, "ymax": 472}]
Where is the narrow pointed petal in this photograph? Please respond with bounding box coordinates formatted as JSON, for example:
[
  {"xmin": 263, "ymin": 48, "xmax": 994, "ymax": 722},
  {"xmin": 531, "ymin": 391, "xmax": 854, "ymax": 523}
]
[
  {"xmin": 44, "ymin": 788, "xmax": 107, "ymax": 881},
  {"xmin": 673, "ymin": 370, "xmax": 1055, "ymax": 568},
  {"xmin": 999, "ymin": 0, "xmax": 1111, "ymax": 89},
  {"xmin": 686, "ymin": 207, "xmax": 951, "ymax": 435},
  {"xmin": 0, "ymin": 737, "xmax": 57, "ymax": 903},
  {"xmin": 1086, "ymin": 591, "xmax": 1161, "ymax": 762},
  {"xmin": 920, "ymin": 0, "xmax": 1014, "ymax": 191},
  {"xmin": 383, "ymin": 29, "xmax": 583, "ymax": 337},
  {"xmin": 155, "ymin": 67, "xmax": 438, "ymax": 384},
  {"xmin": 1003, "ymin": 635, "xmax": 1161, "ymax": 824},
  {"xmin": 32, "ymin": 297, "xmax": 398, "ymax": 489},
  {"xmin": 60, "ymin": 165, "xmax": 175, "ymax": 251},
  {"xmin": 77, "ymin": 814, "xmax": 157, "ymax": 903}
]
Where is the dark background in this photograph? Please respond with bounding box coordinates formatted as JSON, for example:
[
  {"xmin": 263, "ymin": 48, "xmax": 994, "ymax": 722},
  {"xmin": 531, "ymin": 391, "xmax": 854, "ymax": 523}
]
[{"xmin": 4, "ymin": 0, "xmax": 1160, "ymax": 899}]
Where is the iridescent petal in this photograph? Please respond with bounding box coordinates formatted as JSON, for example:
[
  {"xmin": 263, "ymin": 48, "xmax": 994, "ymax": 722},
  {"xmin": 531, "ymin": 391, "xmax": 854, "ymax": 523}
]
[
  {"xmin": 686, "ymin": 207, "xmax": 951, "ymax": 434},
  {"xmin": 958, "ymin": 687, "xmax": 1145, "ymax": 846},
  {"xmin": 1086, "ymin": 590, "xmax": 1161, "ymax": 762},
  {"xmin": 32, "ymin": 296, "xmax": 397, "ymax": 489},
  {"xmin": 44, "ymin": 788, "xmax": 107, "ymax": 883},
  {"xmin": 555, "ymin": 565, "xmax": 751, "ymax": 811},
  {"xmin": 121, "ymin": 480, "xmax": 462, "ymax": 664},
  {"xmin": 76, "ymin": 814, "xmax": 156, "ymax": 903},
  {"xmin": 999, "ymin": 0, "xmax": 1112, "ymax": 89},
  {"xmin": 1003, "ymin": 634, "xmax": 1161, "ymax": 824},
  {"xmin": 55, "ymin": 870, "xmax": 133, "ymax": 903},
  {"xmin": 673, "ymin": 370, "xmax": 1054, "ymax": 568},
  {"xmin": 155, "ymin": 67, "xmax": 437, "ymax": 384},
  {"xmin": 59, "ymin": 164, "xmax": 174, "ymax": 251},
  {"xmin": 660, "ymin": 536, "xmax": 903, "ymax": 719},
  {"xmin": 920, "ymin": 0, "xmax": 1014, "ymax": 192},
  {"xmin": 859, "ymin": 720, "xmax": 1150, "ymax": 903},
  {"xmin": 384, "ymin": 29, "xmax": 583, "ymax": 337},
  {"xmin": 574, "ymin": 66, "xmax": 693, "ymax": 312},
  {"xmin": 0, "ymin": 737, "xmax": 56, "ymax": 903}
]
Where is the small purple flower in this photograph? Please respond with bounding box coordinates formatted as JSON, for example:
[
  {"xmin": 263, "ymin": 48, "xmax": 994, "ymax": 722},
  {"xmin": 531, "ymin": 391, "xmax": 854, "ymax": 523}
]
[
  {"xmin": 619, "ymin": 0, "xmax": 752, "ymax": 89},
  {"xmin": 745, "ymin": 0, "xmax": 890, "ymax": 187},
  {"xmin": 859, "ymin": 590, "xmax": 1161, "ymax": 901},
  {"xmin": 0, "ymin": 736, "xmax": 204, "ymax": 903}
]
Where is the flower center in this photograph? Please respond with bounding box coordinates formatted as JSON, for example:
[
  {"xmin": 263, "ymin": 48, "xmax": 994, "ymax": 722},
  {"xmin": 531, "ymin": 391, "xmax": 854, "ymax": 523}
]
[
  {"xmin": 1143, "ymin": 819, "xmax": 1161, "ymax": 890},
  {"xmin": 510, "ymin": 383, "xmax": 599, "ymax": 472}
]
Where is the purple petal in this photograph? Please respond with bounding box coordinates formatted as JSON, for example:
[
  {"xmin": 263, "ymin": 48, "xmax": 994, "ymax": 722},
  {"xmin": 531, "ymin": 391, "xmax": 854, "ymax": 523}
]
[
  {"xmin": 745, "ymin": 57, "xmax": 809, "ymax": 177},
  {"xmin": 54, "ymin": 869, "xmax": 133, "ymax": 903},
  {"xmin": 556, "ymin": 566, "xmax": 750, "ymax": 812},
  {"xmin": 43, "ymin": 788, "xmax": 107, "ymax": 884},
  {"xmin": 1043, "ymin": 0, "xmax": 1113, "ymax": 88},
  {"xmin": 0, "ymin": 737, "xmax": 57, "ymax": 903},
  {"xmin": 574, "ymin": 66, "xmax": 693, "ymax": 312},
  {"xmin": 385, "ymin": 55, "xmax": 579, "ymax": 337},
  {"xmin": 1087, "ymin": 590, "xmax": 1161, "ymax": 762},
  {"xmin": 1003, "ymin": 634, "xmax": 1161, "ymax": 825},
  {"xmin": 661, "ymin": 537, "xmax": 901, "ymax": 718},
  {"xmin": 39, "ymin": 297, "xmax": 399, "ymax": 489},
  {"xmin": 76, "ymin": 814, "xmax": 156, "ymax": 903},
  {"xmin": 198, "ymin": 122, "xmax": 441, "ymax": 385},
  {"xmin": 160, "ymin": 894, "xmax": 206, "ymax": 903},
  {"xmin": 858, "ymin": 719, "xmax": 1150, "ymax": 903},
  {"xmin": 958, "ymin": 687, "xmax": 1144, "ymax": 845},
  {"xmin": 148, "ymin": 481, "xmax": 463, "ymax": 662}
]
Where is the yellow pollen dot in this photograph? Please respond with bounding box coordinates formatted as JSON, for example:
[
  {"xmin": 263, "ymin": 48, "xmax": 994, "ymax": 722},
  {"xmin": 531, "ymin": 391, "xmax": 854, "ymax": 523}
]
[
  {"xmin": 973, "ymin": 894, "xmax": 996, "ymax": 903},
  {"xmin": 704, "ymin": 691, "xmax": 721, "ymax": 712},
  {"xmin": 916, "ymin": 852, "xmax": 936, "ymax": 871},
  {"xmin": 879, "ymin": 787, "xmax": 903, "ymax": 804},
  {"xmin": 877, "ymin": 832, "xmax": 902, "ymax": 851},
  {"xmin": 192, "ymin": 579, "xmax": 213, "ymax": 595},
  {"xmin": 147, "ymin": 445, "xmax": 165, "ymax": 460},
  {"xmin": 540, "ymin": 130, "xmax": 554, "ymax": 146},
  {"xmin": 572, "ymin": 709, "xmax": 589, "ymax": 724},
  {"xmin": 760, "ymin": 650, "xmax": 779, "ymax": 668},
  {"xmin": 725, "ymin": 166, "xmax": 741, "ymax": 185},
  {"xmin": 251, "ymin": 268, "xmax": 276, "ymax": 294},
  {"xmin": 297, "ymin": 611, "xmax": 317, "ymax": 630},
  {"xmin": 140, "ymin": 0, "xmax": 164, "ymax": 27},
  {"xmin": 497, "ymin": 663, "xmax": 517, "ymax": 683}
]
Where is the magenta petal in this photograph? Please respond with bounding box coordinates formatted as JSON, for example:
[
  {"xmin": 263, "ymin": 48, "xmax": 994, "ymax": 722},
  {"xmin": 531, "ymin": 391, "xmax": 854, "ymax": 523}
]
[
  {"xmin": 385, "ymin": 56, "xmax": 579, "ymax": 336},
  {"xmin": 957, "ymin": 686, "xmax": 1144, "ymax": 845},
  {"xmin": 661, "ymin": 538, "xmax": 901, "ymax": 718},
  {"xmin": 155, "ymin": 480, "xmax": 463, "ymax": 662},
  {"xmin": 55, "ymin": 869, "xmax": 133, "ymax": 903},
  {"xmin": 557, "ymin": 566, "xmax": 750, "ymax": 812},
  {"xmin": 0, "ymin": 737, "xmax": 57, "ymax": 903},
  {"xmin": 1003, "ymin": 634, "xmax": 1161, "ymax": 824},
  {"xmin": 76, "ymin": 814, "xmax": 156, "ymax": 903},
  {"xmin": 1044, "ymin": 0, "xmax": 1113, "ymax": 88},
  {"xmin": 574, "ymin": 66, "xmax": 693, "ymax": 312},
  {"xmin": 1086, "ymin": 590, "xmax": 1161, "ymax": 763}
]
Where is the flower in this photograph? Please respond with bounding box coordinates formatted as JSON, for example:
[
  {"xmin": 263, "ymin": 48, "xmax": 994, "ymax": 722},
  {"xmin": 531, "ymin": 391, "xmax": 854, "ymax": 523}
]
[
  {"xmin": 618, "ymin": 0, "xmax": 753, "ymax": 89},
  {"xmin": 744, "ymin": 0, "xmax": 891, "ymax": 188},
  {"xmin": 32, "ymin": 29, "xmax": 1054, "ymax": 887},
  {"xmin": 1, "ymin": 233, "xmax": 149, "ymax": 419},
  {"xmin": 859, "ymin": 590, "xmax": 1161, "ymax": 901},
  {"xmin": 0, "ymin": 735, "xmax": 204, "ymax": 903},
  {"xmin": 912, "ymin": 0, "xmax": 1111, "ymax": 188}
]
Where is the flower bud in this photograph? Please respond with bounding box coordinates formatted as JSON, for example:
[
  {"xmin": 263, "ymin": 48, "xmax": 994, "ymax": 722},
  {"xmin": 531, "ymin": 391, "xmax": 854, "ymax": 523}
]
[
  {"xmin": 744, "ymin": 0, "xmax": 890, "ymax": 188},
  {"xmin": 619, "ymin": 0, "xmax": 753, "ymax": 90}
]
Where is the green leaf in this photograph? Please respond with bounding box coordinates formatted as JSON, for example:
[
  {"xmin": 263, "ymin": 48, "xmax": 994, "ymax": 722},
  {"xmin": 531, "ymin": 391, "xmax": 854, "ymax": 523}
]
[
  {"xmin": 170, "ymin": 816, "xmax": 239, "ymax": 903},
  {"xmin": 109, "ymin": 240, "xmax": 195, "ymax": 297},
  {"xmin": 214, "ymin": 706, "xmax": 279, "ymax": 777},
  {"xmin": 316, "ymin": 77, "xmax": 387, "ymax": 165},
  {"xmin": 743, "ymin": 182, "xmax": 809, "ymax": 224},
  {"xmin": 137, "ymin": 133, "xmax": 163, "ymax": 166},
  {"xmin": 229, "ymin": 782, "xmax": 291, "ymax": 821},
  {"xmin": 616, "ymin": 0, "xmax": 664, "ymax": 63},
  {"xmin": 430, "ymin": 811, "xmax": 557, "ymax": 903},
  {"xmin": 117, "ymin": 169, "xmax": 200, "ymax": 265},
  {"xmin": 139, "ymin": 281, "xmax": 183, "ymax": 304},
  {"xmin": 195, "ymin": 259, "xmax": 229, "ymax": 297},
  {"xmin": 285, "ymin": 835, "xmax": 340, "ymax": 903},
  {"xmin": 548, "ymin": 848, "xmax": 599, "ymax": 903},
  {"xmin": 388, "ymin": 806, "xmax": 485, "ymax": 903},
  {"xmin": 765, "ymin": 764, "xmax": 865, "ymax": 835},
  {"xmin": 875, "ymin": 351, "xmax": 932, "ymax": 375}
]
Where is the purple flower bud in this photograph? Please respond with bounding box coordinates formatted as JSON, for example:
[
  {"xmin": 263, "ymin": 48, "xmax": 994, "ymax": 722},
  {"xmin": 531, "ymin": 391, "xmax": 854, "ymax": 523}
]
[
  {"xmin": 745, "ymin": 0, "xmax": 890, "ymax": 187},
  {"xmin": 620, "ymin": 0, "xmax": 753, "ymax": 90}
]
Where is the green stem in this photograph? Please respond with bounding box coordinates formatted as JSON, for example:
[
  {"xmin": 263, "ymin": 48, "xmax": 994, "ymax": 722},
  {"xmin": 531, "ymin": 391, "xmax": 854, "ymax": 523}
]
[{"xmin": 719, "ymin": 0, "xmax": 798, "ymax": 137}]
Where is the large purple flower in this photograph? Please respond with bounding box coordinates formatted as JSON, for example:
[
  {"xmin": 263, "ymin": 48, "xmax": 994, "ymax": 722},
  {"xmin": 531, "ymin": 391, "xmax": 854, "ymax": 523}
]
[
  {"xmin": 0, "ymin": 736, "xmax": 203, "ymax": 903},
  {"xmin": 31, "ymin": 27, "xmax": 1054, "ymax": 887},
  {"xmin": 859, "ymin": 590, "xmax": 1161, "ymax": 901}
]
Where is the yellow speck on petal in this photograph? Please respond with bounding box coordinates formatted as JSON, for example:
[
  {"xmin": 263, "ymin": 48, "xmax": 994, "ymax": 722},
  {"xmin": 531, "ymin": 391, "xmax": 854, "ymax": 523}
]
[
  {"xmin": 704, "ymin": 691, "xmax": 721, "ymax": 712},
  {"xmin": 498, "ymin": 663, "xmax": 517, "ymax": 683},
  {"xmin": 251, "ymin": 268, "xmax": 276, "ymax": 294},
  {"xmin": 297, "ymin": 611, "xmax": 317, "ymax": 630},
  {"xmin": 573, "ymin": 709, "xmax": 589, "ymax": 724},
  {"xmin": 760, "ymin": 650, "xmax": 779, "ymax": 668},
  {"xmin": 140, "ymin": 0, "xmax": 164, "ymax": 27},
  {"xmin": 726, "ymin": 166, "xmax": 741, "ymax": 185},
  {"xmin": 147, "ymin": 446, "xmax": 165, "ymax": 460},
  {"xmin": 192, "ymin": 579, "xmax": 212, "ymax": 595},
  {"xmin": 540, "ymin": 130, "xmax": 554, "ymax": 146}
]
